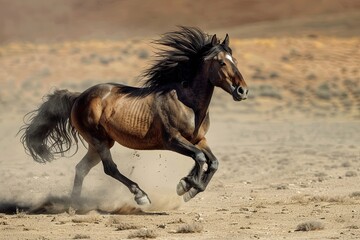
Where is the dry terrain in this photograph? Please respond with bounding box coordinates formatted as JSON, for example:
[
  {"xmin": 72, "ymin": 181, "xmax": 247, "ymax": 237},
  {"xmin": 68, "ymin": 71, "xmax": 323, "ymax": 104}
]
[{"xmin": 0, "ymin": 1, "xmax": 360, "ymax": 239}]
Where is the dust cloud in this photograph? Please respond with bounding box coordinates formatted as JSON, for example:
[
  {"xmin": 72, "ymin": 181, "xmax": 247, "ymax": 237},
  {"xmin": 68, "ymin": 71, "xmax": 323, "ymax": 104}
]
[{"xmin": 0, "ymin": 146, "xmax": 192, "ymax": 214}]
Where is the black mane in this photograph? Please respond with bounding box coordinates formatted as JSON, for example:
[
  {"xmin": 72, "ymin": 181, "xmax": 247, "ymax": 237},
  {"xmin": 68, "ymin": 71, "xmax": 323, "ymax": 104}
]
[{"xmin": 142, "ymin": 26, "xmax": 230, "ymax": 92}]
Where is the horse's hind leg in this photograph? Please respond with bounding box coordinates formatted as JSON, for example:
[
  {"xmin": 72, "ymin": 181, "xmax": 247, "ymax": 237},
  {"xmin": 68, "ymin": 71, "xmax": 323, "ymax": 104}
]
[
  {"xmin": 71, "ymin": 146, "xmax": 101, "ymax": 203},
  {"xmin": 94, "ymin": 140, "xmax": 151, "ymax": 205}
]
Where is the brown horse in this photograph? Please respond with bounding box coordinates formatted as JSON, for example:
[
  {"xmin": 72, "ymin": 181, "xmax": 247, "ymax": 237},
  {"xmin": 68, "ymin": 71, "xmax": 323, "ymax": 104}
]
[{"xmin": 20, "ymin": 27, "xmax": 248, "ymax": 206}]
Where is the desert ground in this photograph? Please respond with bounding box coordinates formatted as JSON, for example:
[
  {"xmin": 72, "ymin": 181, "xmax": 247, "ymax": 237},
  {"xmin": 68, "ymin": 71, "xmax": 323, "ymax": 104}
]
[{"xmin": 0, "ymin": 1, "xmax": 360, "ymax": 239}]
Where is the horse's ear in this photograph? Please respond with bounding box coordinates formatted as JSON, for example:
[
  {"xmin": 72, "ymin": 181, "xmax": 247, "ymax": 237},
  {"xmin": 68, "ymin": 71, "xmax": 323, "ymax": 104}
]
[
  {"xmin": 222, "ymin": 34, "xmax": 229, "ymax": 47},
  {"xmin": 211, "ymin": 34, "xmax": 218, "ymax": 46}
]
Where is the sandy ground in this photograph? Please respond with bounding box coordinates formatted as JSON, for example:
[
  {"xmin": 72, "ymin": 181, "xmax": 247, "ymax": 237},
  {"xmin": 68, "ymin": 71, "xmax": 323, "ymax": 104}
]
[
  {"xmin": 0, "ymin": 37, "xmax": 359, "ymax": 239},
  {"xmin": 1, "ymin": 1, "xmax": 360, "ymax": 239},
  {"xmin": 1, "ymin": 115, "xmax": 360, "ymax": 239}
]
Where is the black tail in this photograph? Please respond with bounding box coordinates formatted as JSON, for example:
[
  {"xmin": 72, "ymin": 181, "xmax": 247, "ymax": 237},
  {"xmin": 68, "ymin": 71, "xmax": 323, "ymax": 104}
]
[{"xmin": 20, "ymin": 89, "xmax": 81, "ymax": 163}]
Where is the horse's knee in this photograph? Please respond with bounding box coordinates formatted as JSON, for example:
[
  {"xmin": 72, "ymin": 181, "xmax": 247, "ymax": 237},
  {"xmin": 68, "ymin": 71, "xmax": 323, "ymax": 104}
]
[
  {"xmin": 194, "ymin": 152, "xmax": 206, "ymax": 163},
  {"xmin": 209, "ymin": 159, "xmax": 219, "ymax": 172}
]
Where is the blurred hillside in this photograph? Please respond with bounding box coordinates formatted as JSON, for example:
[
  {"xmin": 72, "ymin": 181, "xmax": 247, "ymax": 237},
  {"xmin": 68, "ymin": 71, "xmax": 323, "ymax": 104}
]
[
  {"xmin": 1, "ymin": 0, "xmax": 360, "ymax": 43},
  {"xmin": 0, "ymin": 0, "xmax": 359, "ymax": 120}
]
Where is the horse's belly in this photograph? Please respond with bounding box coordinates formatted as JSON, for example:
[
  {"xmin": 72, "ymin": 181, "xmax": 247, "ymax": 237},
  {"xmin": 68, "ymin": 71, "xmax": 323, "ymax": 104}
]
[
  {"xmin": 105, "ymin": 120, "xmax": 162, "ymax": 150},
  {"xmin": 111, "ymin": 130, "xmax": 162, "ymax": 150}
]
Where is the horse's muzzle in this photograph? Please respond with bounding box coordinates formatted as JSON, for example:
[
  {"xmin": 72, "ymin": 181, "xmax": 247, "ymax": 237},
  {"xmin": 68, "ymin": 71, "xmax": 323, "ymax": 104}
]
[{"xmin": 232, "ymin": 86, "xmax": 248, "ymax": 101}]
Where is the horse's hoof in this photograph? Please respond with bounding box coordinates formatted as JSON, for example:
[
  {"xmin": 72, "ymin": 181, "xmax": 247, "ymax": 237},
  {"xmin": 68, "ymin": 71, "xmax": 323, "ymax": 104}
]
[
  {"xmin": 183, "ymin": 188, "xmax": 199, "ymax": 202},
  {"xmin": 135, "ymin": 195, "xmax": 151, "ymax": 205},
  {"xmin": 176, "ymin": 179, "xmax": 190, "ymax": 196}
]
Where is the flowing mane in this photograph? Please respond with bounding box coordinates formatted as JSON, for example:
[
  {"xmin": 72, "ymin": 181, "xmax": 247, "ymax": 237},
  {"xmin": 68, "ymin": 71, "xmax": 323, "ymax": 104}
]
[{"xmin": 142, "ymin": 26, "xmax": 230, "ymax": 92}]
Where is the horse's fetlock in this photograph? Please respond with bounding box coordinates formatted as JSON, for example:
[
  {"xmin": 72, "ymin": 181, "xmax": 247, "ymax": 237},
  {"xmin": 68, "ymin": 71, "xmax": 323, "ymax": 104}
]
[
  {"xmin": 194, "ymin": 182, "xmax": 205, "ymax": 192},
  {"xmin": 130, "ymin": 184, "xmax": 141, "ymax": 194}
]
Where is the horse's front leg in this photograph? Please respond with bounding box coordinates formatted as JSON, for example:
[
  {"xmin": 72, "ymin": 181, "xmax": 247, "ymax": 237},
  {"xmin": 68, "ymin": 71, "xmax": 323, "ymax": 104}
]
[
  {"xmin": 179, "ymin": 138, "xmax": 219, "ymax": 202},
  {"xmin": 196, "ymin": 138, "xmax": 219, "ymax": 189},
  {"xmin": 165, "ymin": 135, "xmax": 209, "ymax": 201}
]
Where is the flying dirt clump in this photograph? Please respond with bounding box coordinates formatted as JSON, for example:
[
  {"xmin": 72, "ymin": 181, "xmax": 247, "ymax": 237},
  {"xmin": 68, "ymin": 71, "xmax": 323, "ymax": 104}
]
[{"xmin": 295, "ymin": 221, "xmax": 325, "ymax": 231}]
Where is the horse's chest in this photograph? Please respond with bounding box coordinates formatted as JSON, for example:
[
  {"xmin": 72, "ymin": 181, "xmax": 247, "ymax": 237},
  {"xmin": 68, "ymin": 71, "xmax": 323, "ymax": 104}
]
[
  {"xmin": 176, "ymin": 109, "xmax": 196, "ymax": 135},
  {"xmin": 169, "ymin": 102, "xmax": 206, "ymax": 141},
  {"xmin": 162, "ymin": 90, "xmax": 208, "ymax": 142}
]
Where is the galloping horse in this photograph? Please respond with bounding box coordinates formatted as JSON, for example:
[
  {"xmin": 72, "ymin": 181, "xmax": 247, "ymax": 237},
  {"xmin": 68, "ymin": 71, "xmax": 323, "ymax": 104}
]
[{"xmin": 20, "ymin": 27, "xmax": 248, "ymax": 206}]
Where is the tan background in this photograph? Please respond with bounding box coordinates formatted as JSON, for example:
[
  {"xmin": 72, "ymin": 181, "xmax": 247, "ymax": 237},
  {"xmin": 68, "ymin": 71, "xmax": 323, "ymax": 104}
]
[{"xmin": 0, "ymin": 0, "xmax": 359, "ymax": 239}]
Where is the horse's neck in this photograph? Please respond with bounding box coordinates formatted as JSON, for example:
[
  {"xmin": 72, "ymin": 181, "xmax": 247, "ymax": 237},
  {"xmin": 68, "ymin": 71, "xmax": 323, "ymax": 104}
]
[
  {"xmin": 193, "ymin": 72, "xmax": 214, "ymax": 105},
  {"xmin": 175, "ymin": 76, "xmax": 213, "ymax": 108},
  {"xmin": 186, "ymin": 75, "xmax": 214, "ymax": 131}
]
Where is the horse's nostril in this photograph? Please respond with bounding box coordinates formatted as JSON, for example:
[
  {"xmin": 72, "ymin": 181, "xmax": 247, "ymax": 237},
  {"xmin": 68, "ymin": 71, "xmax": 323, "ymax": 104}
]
[
  {"xmin": 237, "ymin": 87, "xmax": 244, "ymax": 95},
  {"xmin": 246, "ymin": 89, "xmax": 249, "ymax": 95}
]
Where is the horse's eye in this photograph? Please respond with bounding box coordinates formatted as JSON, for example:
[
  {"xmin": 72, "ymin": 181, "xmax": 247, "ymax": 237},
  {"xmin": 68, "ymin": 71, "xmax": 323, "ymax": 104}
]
[{"xmin": 219, "ymin": 60, "xmax": 226, "ymax": 66}]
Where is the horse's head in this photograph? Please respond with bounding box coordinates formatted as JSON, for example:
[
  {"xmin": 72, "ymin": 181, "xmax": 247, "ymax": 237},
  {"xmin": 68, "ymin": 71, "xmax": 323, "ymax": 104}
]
[{"xmin": 205, "ymin": 34, "xmax": 248, "ymax": 101}]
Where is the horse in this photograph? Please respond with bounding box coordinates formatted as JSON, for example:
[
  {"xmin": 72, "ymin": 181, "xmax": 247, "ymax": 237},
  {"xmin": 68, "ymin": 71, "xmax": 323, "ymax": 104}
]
[{"xmin": 20, "ymin": 27, "xmax": 248, "ymax": 206}]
